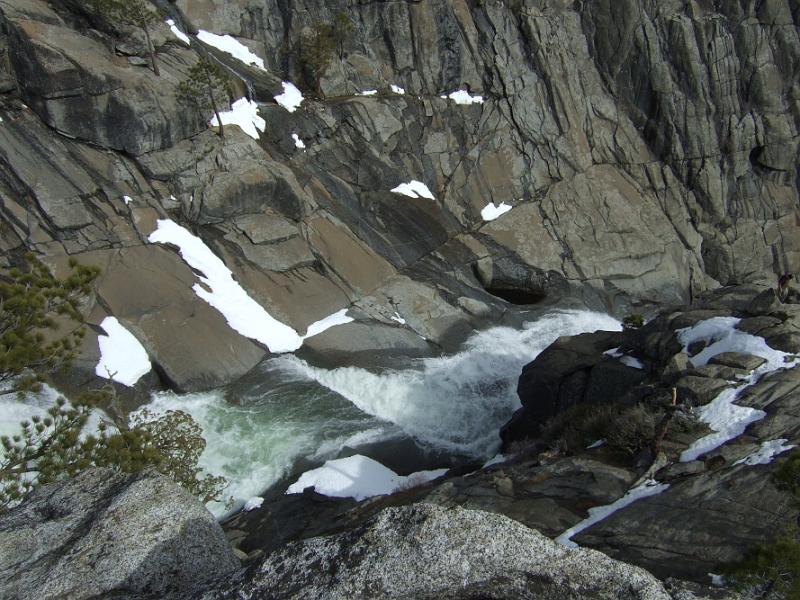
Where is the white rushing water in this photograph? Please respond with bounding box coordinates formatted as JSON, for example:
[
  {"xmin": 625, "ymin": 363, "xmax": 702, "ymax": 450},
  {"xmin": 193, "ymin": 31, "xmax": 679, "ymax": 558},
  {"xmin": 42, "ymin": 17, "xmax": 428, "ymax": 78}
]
[{"xmin": 143, "ymin": 309, "xmax": 620, "ymax": 515}]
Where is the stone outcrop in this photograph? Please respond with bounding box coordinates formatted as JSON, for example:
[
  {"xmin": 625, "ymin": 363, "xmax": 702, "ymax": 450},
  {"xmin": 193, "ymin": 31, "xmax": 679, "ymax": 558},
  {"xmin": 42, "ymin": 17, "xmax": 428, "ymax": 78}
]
[
  {"xmin": 0, "ymin": 0, "xmax": 797, "ymax": 390},
  {"xmin": 0, "ymin": 468, "xmax": 240, "ymax": 600},
  {"xmin": 210, "ymin": 503, "xmax": 673, "ymax": 600}
]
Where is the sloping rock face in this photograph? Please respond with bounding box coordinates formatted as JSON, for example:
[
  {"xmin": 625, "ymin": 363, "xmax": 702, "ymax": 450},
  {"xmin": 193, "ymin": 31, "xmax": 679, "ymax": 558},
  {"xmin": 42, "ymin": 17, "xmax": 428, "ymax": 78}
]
[
  {"xmin": 0, "ymin": 0, "xmax": 798, "ymax": 389},
  {"xmin": 0, "ymin": 468, "xmax": 239, "ymax": 600},
  {"xmin": 210, "ymin": 503, "xmax": 672, "ymax": 600}
]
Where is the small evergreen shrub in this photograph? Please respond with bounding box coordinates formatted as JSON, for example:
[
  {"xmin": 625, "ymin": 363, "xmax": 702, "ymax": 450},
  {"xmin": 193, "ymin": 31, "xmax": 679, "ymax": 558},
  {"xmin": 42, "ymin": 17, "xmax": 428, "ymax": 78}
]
[
  {"xmin": 541, "ymin": 403, "xmax": 659, "ymax": 456},
  {"xmin": 623, "ymin": 314, "xmax": 645, "ymax": 329},
  {"xmin": 723, "ymin": 529, "xmax": 800, "ymax": 600}
]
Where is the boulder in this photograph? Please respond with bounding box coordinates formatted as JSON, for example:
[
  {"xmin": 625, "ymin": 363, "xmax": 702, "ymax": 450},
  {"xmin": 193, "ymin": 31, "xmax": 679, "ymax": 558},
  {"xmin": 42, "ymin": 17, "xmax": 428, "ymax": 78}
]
[
  {"xmin": 502, "ymin": 330, "xmax": 646, "ymax": 446},
  {"xmin": 0, "ymin": 468, "xmax": 240, "ymax": 600},
  {"xmin": 211, "ymin": 504, "xmax": 672, "ymax": 600}
]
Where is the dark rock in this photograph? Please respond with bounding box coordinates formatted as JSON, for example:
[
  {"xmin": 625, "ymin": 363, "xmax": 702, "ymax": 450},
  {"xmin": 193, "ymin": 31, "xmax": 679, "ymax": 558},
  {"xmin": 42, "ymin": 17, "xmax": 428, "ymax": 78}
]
[
  {"xmin": 0, "ymin": 468, "xmax": 240, "ymax": 600},
  {"xmin": 708, "ymin": 352, "xmax": 767, "ymax": 372},
  {"xmin": 504, "ymin": 330, "xmax": 646, "ymax": 446},
  {"xmin": 674, "ymin": 376, "xmax": 731, "ymax": 406}
]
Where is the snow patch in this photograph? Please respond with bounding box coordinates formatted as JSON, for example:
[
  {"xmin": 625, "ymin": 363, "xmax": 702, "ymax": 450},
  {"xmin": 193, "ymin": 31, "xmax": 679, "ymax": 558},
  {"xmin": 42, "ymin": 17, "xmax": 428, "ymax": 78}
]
[
  {"xmin": 292, "ymin": 133, "xmax": 306, "ymax": 149},
  {"xmin": 390, "ymin": 311, "xmax": 406, "ymax": 325},
  {"xmin": 482, "ymin": 454, "xmax": 508, "ymax": 468},
  {"xmin": 735, "ymin": 439, "xmax": 795, "ymax": 466},
  {"xmin": 286, "ymin": 454, "xmax": 447, "ymax": 501},
  {"xmin": 604, "ymin": 347, "xmax": 644, "ymax": 369},
  {"xmin": 357, "ymin": 89, "xmax": 378, "ymax": 96},
  {"xmin": 95, "ymin": 317, "xmax": 151, "ymax": 386},
  {"xmin": 390, "ymin": 84, "xmax": 405, "ymax": 94},
  {"xmin": 678, "ymin": 317, "xmax": 799, "ymax": 462},
  {"xmin": 209, "ymin": 98, "xmax": 265, "ymax": 140},
  {"xmin": 243, "ymin": 496, "xmax": 263, "ymax": 511},
  {"xmin": 677, "ymin": 316, "xmax": 787, "ymax": 369},
  {"xmin": 165, "ymin": 19, "xmax": 190, "ymax": 45},
  {"xmin": 620, "ymin": 355, "xmax": 644, "ymax": 370},
  {"xmin": 197, "ymin": 30, "xmax": 264, "ymax": 69},
  {"xmin": 441, "ymin": 89, "xmax": 484, "ymax": 105},
  {"xmin": 480, "ymin": 202, "xmax": 512, "ymax": 221},
  {"xmin": 275, "ymin": 81, "xmax": 304, "ymax": 112},
  {"xmin": 148, "ymin": 219, "xmax": 350, "ymax": 353},
  {"xmin": 586, "ymin": 439, "xmax": 607, "ymax": 450},
  {"xmin": 303, "ymin": 309, "xmax": 353, "ymax": 338},
  {"xmin": 122, "ymin": 195, "xmax": 133, "ymax": 205},
  {"xmin": 391, "ymin": 180, "xmax": 435, "ymax": 200},
  {"xmin": 556, "ymin": 479, "xmax": 669, "ymax": 548}
]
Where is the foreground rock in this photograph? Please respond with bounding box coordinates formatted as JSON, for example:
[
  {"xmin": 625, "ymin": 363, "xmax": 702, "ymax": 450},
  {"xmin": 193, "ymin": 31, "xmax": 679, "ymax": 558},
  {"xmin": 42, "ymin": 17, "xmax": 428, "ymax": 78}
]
[
  {"xmin": 0, "ymin": 468, "xmax": 239, "ymax": 600},
  {"xmin": 212, "ymin": 503, "xmax": 671, "ymax": 600}
]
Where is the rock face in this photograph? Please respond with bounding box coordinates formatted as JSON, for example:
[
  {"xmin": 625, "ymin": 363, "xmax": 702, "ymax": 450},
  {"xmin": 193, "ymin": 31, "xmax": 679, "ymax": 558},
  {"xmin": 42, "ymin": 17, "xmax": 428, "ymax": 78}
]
[
  {"xmin": 0, "ymin": 468, "xmax": 240, "ymax": 600},
  {"xmin": 491, "ymin": 285, "xmax": 800, "ymax": 581},
  {"xmin": 0, "ymin": 0, "xmax": 797, "ymax": 390},
  {"xmin": 211, "ymin": 503, "xmax": 672, "ymax": 600}
]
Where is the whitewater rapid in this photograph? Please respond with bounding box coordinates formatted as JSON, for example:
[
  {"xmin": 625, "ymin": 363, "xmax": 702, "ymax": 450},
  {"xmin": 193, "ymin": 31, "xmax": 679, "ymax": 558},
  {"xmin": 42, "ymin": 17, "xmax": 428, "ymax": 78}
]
[{"xmin": 145, "ymin": 309, "xmax": 621, "ymax": 515}]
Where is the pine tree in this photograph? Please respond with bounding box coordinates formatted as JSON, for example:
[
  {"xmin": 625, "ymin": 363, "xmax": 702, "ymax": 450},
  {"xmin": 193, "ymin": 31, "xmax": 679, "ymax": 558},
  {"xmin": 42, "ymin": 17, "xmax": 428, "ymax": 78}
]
[
  {"xmin": 178, "ymin": 57, "xmax": 233, "ymax": 137},
  {"xmin": 92, "ymin": 0, "xmax": 162, "ymax": 76},
  {"xmin": 0, "ymin": 257, "xmax": 227, "ymax": 509},
  {"xmin": 297, "ymin": 12, "xmax": 353, "ymax": 95},
  {"xmin": 0, "ymin": 254, "xmax": 98, "ymax": 394}
]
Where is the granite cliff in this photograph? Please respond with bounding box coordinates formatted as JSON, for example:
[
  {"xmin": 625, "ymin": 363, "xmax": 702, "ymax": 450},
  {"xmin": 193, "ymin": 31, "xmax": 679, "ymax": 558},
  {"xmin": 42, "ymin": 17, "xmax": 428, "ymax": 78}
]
[{"xmin": 0, "ymin": 0, "xmax": 797, "ymax": 390}]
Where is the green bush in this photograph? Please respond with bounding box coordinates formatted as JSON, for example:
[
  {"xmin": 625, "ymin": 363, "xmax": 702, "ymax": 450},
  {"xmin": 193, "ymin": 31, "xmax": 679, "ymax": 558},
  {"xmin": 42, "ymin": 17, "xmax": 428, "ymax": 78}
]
[
  {"xmin": 723, "ymin": 529, "xmax": 800, "ymax": 600},
  {"xmin": 541, "ymin": 402, "xmax": 659, "ymax": 456},
  {"xmin": 297, "ymin": 11, "xmax": 353, "ymax": 94},
  {"xmin": 775, "ymin": 449, "xmax": 800, "ymax": 498},
  {"xmin": 606, "ymin": 404, "xmax": 658, "ymax": 456},
  {"xmin": 623, "ymin": 314, "xmax": 645, "ymax": 329}
]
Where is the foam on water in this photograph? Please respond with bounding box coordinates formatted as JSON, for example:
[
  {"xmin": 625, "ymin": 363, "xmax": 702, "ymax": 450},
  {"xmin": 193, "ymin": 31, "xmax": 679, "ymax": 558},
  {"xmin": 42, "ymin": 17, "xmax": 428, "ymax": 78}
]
[{"xmin": 272, "ymin": 310, "xmax": 621, "ymax": 457}]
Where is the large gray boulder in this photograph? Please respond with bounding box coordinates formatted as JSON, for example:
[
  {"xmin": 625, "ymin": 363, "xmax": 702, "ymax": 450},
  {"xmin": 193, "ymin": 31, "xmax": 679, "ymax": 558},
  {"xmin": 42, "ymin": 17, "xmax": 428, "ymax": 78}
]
[
  {"xmin": 212, "ymin": 503, "xmax": 672, "ymax": 600},
  {"xmin": 0, "ymin": 468, "xmax": 240, "ymax": 600}
]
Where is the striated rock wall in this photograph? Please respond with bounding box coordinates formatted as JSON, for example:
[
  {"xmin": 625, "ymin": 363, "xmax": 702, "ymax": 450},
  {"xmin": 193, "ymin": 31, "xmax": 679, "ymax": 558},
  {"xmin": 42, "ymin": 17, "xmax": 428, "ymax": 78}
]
[{"xmin": 0, "ymin": 0, "xmax": 797, "ymax": 389}]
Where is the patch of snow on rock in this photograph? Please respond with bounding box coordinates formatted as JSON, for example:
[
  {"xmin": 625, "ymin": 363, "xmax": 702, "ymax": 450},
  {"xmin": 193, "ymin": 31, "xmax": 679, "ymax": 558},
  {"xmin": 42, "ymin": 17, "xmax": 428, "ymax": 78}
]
[
  {"xmin": 243, "ymin": 496, "xmax": 263, "ymax": 512},
  {"xmin": 735, "ymin": 439, "xmax": 795, "ymax": 466},
  {"xmin": 286, "ymin": 454, "xmax": 447, "ymax": 501},
  {"xmin": 209, "ymin": 98, "xmax": 265, "ymax": 139},
  {"xmin": 165, "ymin": 19, "xmax": 190, "ymax": 45},
  {"xmin": 197, "ymin": 30, "xmax": 264, "ymax": 69},
  {"xmin": 620, "ymin": 355, "xmax": 644, "ymax": 369},
  {"xmin": 556, "ymin": 479, "xmax": 669, "ymax": 548},
  {"xmin": 95, "ymin": 317, "xmax": 151, "ymax": 386},
  {"xmin": 275, "ymin": 81, "xmax": 304, "ymax": 112},
  {"xmin": 390, "ymin": 311, "xmax": 406, "ymax": 325},
  {"xmin": 391, "ymin": 180, "xmax": 435, "ymax": 200},
  {"xmin": 304, "ymin": 309, "xmax": 353, "ymax": 338},
  {"xmin": 357, "ymin": 89, "xmax": 378, "ymax": 96},
  {"xmin": 390, "ymin": 84, "xmax": 405, "ymax": 94},
  {"xmin": 441, "ymin": 89, "xmax": 484, "ymax": 105},
  {"xmin": 482, "ymin": 454, "xmax": 507, "ymax": 468},
  {"xmin": 480, "ymin": 202, "xmax": 512, "ymax": 221},
  {"xmin": 148, "ymin": 219, "xmax": 350, "ymax": 353},
  {"xmin": 292, "ymin": 133, "xmax": 305, "ymax": 149},
  {"xmin": 122, "ymin": 195, "xmax": 133, "ymax": 205},
  {"xmin": 677, "ymin": 317, "xmax": 800, "ymax": 462}
]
